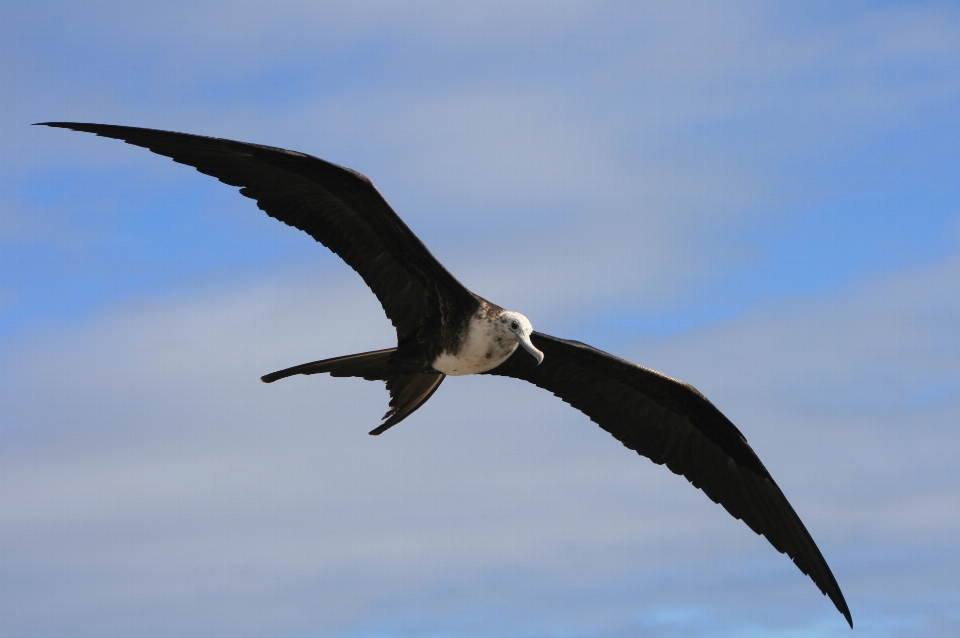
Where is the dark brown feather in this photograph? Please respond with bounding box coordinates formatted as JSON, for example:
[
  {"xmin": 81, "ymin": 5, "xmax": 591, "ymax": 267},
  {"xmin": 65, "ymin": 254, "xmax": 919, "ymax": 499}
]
[
  {"xmin": 261, "ymin": 348, "xmax": 444, "ymax": 435},
  {"xmin": 38, "ymin": 122, "xmax": 479, "ymax": 360},
  {"xmin": 43, "ymin": 122, "xmax": 850, "ymax": 627},
  {"xmin": 484, "ymin": 332, "xmax": 852, "ymax": 627}
]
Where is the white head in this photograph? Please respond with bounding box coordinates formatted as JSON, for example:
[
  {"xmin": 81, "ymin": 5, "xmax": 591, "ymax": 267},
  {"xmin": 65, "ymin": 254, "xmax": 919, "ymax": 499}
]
[{"xmin": 499, "ymin": 310, "xmax": 544, "ymax": 365}]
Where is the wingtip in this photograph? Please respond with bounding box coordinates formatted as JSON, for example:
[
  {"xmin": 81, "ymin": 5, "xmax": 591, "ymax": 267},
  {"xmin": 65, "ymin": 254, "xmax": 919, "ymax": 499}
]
[
  {"xmin": 368, "ymin": 416, "xmax": 395, "ymax": 435},
  {"xmin": 830, "ymin": 581, "xmax": 853, "ymax": 628},
  {"xmin": 34, "ymin": 122, "xmax": 115, "ymax": 133},
  {"xmin": 829, "ymin": 592, "xmax": 853, "ymax": 628}
]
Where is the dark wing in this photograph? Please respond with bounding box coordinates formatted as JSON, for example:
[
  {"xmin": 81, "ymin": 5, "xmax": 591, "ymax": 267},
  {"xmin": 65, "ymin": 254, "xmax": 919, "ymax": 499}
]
[
  {"xmin": 484, "ymin": 332, "xmax": 852, "ymax": 627},
  {"xmin": 38, "ymin": 122, "xmax": 479, "ymax": 347}
]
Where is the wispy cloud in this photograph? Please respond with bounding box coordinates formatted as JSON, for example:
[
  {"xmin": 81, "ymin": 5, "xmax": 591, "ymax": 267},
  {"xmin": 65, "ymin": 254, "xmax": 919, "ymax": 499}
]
[
  {"xmin": 3, "ymin": 245, "xmax": 959, "ymax": 636},
  {"xmin": 2, "ymin": 1, "xmax": 959, "ymax": 637}
]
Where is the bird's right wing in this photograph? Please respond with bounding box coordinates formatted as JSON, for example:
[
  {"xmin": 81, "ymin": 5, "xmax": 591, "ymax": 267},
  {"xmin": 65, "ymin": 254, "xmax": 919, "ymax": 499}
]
[
  {"xmin": 39, "ymin": 123, "xmax": 480, "ymax": 345},
  {"xmin": 484, "ymin": 332, "xmax": 852, "ymax": 627}
]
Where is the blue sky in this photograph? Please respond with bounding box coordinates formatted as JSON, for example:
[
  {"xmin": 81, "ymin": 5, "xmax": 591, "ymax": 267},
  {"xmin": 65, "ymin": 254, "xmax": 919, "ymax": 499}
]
[{"xmin": 1, "ymin": 2, "xmax": 958, "ymax": 637}]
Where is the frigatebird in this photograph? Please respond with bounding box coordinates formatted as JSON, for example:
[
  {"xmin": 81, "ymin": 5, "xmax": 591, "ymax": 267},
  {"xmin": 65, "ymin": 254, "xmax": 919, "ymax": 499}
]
[{"xmin": 40, "ymin": 122, "xmax": 852, "ymax": 627}]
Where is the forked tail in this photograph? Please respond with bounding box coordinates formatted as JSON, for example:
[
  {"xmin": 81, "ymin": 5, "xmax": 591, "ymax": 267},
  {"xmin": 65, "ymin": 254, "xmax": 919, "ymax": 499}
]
[{"xmin": 261, "ymin": 348, "xmax": 444, "ymax": 435}]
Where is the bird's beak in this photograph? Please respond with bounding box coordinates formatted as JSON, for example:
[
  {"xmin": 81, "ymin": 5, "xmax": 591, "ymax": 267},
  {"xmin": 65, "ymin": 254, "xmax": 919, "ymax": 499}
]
[{"xmin": 517, "ymin": 333, "xmax": 544, "ymax": 365}]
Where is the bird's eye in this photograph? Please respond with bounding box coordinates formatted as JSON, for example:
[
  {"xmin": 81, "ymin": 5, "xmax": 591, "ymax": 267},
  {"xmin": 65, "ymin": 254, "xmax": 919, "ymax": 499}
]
[{"xmin": 510, "ymin": 320, "xmax": 520, "ymax": 330}]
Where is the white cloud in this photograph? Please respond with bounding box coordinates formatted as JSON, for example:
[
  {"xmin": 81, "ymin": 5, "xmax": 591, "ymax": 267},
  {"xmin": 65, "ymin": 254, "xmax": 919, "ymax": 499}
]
[
  {"xmin": 3, "ymin": 246, "xmax": 958, "ymax": 636},
  {"xmin": 7, "ymin": 0, "xmax": 958, "ymax": 322},
  {"xmin": 3, "ymin": 2, "xmax": 960, "ymax": 636}
]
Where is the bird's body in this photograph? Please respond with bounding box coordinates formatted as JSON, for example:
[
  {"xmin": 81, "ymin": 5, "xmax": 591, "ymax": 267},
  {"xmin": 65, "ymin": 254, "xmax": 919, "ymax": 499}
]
[
  {"xmin": 432, "ymin": 305, "xmax": 536, "ymax": 376},
  {"xmin": 40, "ymin": 122, "xmax": 852, "ymax": 627}
]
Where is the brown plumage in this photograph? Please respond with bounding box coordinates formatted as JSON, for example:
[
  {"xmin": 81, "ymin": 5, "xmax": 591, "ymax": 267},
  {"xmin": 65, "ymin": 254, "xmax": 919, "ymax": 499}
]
[{"xmin": 40, "ymin": 122, "xmax": 852, "ymax": 627}]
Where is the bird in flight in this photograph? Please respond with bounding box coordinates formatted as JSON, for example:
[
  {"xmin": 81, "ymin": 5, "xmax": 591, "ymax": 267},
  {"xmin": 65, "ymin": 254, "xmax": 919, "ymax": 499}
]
[{"xmin": 40, "ymin": 122, "xmax": 852, "ymax": 627}]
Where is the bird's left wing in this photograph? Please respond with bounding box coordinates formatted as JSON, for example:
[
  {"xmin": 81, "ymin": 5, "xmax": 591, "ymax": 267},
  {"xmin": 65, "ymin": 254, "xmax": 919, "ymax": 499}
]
[
  {"xmin": 38, "ymin": 123, "xmax": 479, "ymax": 346},
  {"xmin": 483, "ymin": 332, "xmax": 852, "ymax": 627}
]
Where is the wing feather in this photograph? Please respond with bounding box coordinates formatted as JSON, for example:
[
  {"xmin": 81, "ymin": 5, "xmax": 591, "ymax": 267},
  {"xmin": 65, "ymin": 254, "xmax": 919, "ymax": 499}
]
[
  {"xmin": 485, "ymin": 332, "xmax": 852, "ymax": 627},
  {"xmin": 39, "ymin": 122, "xmax": 478, "ymax": 348}
]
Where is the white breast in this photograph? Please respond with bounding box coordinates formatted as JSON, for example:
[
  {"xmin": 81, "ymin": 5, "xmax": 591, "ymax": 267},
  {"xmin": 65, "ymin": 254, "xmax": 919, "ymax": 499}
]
[{"xmin": 431, "ymin": 313, "xmax": 517, "ymax": 376}]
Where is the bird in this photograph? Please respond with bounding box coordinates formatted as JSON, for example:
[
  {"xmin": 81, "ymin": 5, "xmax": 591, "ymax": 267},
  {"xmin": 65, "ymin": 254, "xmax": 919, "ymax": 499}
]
[{"xmin": 40, "ymin": 122, "xmax": 852, "ymax": 627}]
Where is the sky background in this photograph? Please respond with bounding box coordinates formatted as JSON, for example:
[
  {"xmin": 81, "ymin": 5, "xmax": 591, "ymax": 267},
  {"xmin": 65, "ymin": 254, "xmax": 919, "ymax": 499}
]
[{"xmin": 1, "ymin": 1, "xmax": 959, "ymax": 636}]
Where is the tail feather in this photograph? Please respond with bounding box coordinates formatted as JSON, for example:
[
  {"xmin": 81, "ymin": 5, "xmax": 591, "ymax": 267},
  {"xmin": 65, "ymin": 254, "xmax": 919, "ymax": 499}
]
[
  {"xmin": 371, "ymin": 373, "xmax": 445, "ymax": 435},
  {"xmin": 260, "ymin": 348, "xmax": 396, "ymax": 383},
  {"xmin": 261, "ymin": 348, "xmax": 445, "ymax": 433}
]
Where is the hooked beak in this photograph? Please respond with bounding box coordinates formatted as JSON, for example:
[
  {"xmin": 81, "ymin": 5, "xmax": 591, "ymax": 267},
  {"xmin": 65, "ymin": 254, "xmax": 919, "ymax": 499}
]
[{"xmin": 517, "ymin": 332, "xmax": 544, "ymax": 365}]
